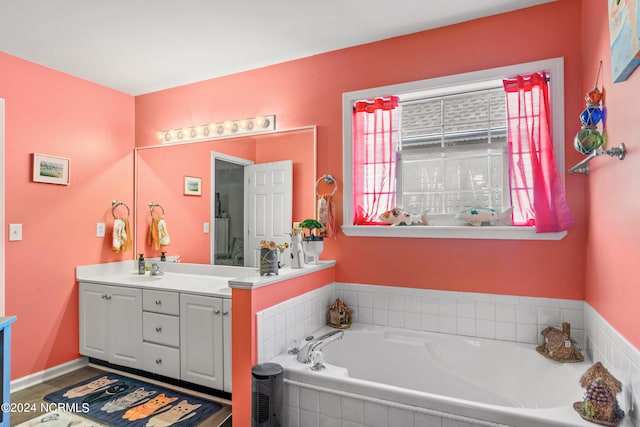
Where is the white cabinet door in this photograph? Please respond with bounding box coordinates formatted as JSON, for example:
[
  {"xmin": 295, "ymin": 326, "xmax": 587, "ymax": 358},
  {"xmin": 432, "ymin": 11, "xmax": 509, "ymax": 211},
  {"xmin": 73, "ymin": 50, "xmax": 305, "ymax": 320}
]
[
  {"xmin": 245, "ymin": 160, "xmax": 292, "ymax": 267},
  {"xmin": 79, "ymin": 282, "xmax": 142, "ymax": 369},
  {"xmin": 222, "ymin": 298, "xmax": 232, "ymax": 393},
  {"xmin": 108, "ymin": 286, "xmax": 143, "ymax": 369},
  {"xmin": 180, "ymin": 294, "xmax": 224, "ymax": 389},
  {"xmin": 79, "ymin": 282, "xmax": 110, "ymax": 360}
]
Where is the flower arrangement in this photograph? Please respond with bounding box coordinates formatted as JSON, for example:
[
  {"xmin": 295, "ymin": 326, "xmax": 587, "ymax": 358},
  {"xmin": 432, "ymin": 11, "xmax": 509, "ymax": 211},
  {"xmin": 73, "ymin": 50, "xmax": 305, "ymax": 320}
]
[{"xmin": 260, "ymin": 240, "xmax": 289, "ymax": 253}]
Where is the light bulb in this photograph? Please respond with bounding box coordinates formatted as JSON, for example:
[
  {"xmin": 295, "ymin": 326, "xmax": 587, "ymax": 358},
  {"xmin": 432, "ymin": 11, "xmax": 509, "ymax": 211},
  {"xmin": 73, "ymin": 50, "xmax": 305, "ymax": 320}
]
[{"xmin": 255, "ymin": 116, "xmax": 265, "ymax": 127}]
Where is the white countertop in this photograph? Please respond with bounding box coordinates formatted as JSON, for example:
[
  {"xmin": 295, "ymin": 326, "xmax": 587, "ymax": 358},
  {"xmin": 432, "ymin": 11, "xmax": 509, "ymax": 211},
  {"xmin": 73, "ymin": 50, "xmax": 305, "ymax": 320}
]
[{"xmin": 76, "ymin": 260, "xmax": 336, "ymax": 297}]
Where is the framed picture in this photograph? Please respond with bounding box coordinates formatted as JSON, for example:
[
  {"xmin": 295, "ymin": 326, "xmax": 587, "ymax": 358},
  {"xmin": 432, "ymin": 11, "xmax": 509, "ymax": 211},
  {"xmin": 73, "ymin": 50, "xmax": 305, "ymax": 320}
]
[
  {"xmin": 184, "ymin": 176, "xmax": 202, "ymax": 196},
  {"xmin": 32, "ymin": 153, "xmax": 70, "ymax": 185},
  {"xmin": 608, "ymin": 0, "xmax": 640, "ymax": 83}
]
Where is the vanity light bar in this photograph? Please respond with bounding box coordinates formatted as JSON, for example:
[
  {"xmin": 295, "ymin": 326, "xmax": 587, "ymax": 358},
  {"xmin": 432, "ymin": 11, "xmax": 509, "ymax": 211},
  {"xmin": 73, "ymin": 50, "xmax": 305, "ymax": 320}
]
[{"xmin": 156, "ymin": 114, "xmax": 276, "ymax": 144}]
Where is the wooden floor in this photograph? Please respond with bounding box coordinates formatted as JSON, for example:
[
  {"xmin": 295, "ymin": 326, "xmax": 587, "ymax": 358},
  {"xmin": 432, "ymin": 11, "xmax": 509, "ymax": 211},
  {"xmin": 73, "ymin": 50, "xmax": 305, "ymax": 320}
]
[{"xmin": 9, "ymin": 366, "xmax": 232, "ymax": 426}]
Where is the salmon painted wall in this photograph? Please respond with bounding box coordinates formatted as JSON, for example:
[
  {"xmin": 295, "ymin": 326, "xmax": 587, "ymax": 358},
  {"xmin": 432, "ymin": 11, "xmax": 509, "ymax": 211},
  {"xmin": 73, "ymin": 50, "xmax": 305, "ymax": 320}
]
[
  {"xmin": 581, "ymin": 0, "xmax": 640, "ymax": 350},
  {"xmin": 136, "ymin": 0, "xmax": 586, "ymax": 300},
  {"xmin": 0, "ymin": 52, "xmax": 135, "ymax": 379}
]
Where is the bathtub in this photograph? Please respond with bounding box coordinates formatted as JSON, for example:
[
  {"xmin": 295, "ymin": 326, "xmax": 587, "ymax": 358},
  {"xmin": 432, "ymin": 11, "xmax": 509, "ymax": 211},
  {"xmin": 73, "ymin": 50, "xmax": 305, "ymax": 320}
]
[{"xmin": 271, "ymin": 323, "xmax": 612, "ymax": 427}]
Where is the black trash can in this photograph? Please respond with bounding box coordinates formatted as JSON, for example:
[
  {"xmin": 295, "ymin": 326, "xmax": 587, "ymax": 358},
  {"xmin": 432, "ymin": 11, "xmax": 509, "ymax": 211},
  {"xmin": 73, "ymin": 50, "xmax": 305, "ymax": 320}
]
[{"xmin": 251, "ymin": 362, "xmax": 284, "ymax": 427}]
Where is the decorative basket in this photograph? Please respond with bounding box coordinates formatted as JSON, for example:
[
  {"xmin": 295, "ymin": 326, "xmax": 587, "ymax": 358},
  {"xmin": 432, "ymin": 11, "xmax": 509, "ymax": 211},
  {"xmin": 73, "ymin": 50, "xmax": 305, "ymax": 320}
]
[{"xmin": 259, "ymin": 248, "xmax": 278, "ymax": 276}]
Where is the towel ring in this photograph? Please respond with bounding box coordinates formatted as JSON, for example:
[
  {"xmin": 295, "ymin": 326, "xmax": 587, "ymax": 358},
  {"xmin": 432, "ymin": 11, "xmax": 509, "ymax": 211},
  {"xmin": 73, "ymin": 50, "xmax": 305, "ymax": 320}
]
[
  {"xmin": 315, "ymin": 174, "xmax": 338, "ymax": 197},
  {"xmin": 149, "ymin": 202, "xmax": 165, "ymax": 217},
  {"xmin": 111, "ymin": 200, "xmax": 130, "ymax": 219}
]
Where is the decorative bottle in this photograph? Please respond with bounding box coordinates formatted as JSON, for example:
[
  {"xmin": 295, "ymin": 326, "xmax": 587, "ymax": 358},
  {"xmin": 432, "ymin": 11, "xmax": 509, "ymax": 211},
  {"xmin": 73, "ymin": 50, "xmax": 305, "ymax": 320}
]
[{"xmin": 138, "ymin": 254, "xmax": 145, "ymax": 275}]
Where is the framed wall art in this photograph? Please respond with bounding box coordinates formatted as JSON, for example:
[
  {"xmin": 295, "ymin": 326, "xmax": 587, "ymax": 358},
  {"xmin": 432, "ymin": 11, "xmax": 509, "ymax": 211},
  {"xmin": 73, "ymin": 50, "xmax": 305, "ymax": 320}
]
[
  {"xmin": 184, "ymin": 176, "xmax": 202, "ymax": 196},
  {"xmin": 608, "ymin": 0, "xmax": 640, "ymax": 83},
  {"xmin": 32, "ymin": 153, "xmax": 70, "ymax": 185}
]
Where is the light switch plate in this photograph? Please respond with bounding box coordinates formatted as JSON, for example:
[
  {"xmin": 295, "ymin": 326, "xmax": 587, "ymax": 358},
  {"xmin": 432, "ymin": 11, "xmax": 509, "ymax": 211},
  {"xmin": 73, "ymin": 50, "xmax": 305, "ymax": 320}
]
[
  {"xmin": 96, "ymin": 222, "xmax": 106, "ymax": 237},
  {"xmin": 204, "ymin": 222, "xmax": 210, "ymax": 233},
  {"xmin": 9, "ymin": 224, "xmax": 22, "ymax": 241}
]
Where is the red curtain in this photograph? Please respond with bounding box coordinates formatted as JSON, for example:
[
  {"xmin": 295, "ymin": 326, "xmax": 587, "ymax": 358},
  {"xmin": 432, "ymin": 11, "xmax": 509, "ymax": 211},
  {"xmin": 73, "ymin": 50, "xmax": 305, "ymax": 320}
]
[
  {"xmin": 504, "ymin": 72, "xmax": 574, "ymax": 232},
  {"xmin": 352, "ymin": 96, "xmax": 399, "ymax": 225}
]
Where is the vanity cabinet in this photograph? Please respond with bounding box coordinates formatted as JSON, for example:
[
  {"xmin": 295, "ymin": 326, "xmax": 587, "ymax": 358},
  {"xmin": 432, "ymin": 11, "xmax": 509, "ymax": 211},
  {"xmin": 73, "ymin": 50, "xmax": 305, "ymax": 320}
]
[
  {"xmin": 79, "ymin": 282, "xmax": 143, "ymax": 369},
  {"xmin": 78, "ymin": 282, "xmax": 231, "ymax": 393}
]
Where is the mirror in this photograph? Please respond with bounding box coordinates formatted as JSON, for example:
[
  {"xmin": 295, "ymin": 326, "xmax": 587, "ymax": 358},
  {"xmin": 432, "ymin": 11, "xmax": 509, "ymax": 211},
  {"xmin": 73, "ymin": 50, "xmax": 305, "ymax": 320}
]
[{"xmin": 135, "ymin": 126, "xmax": 317, "ymax": 264}]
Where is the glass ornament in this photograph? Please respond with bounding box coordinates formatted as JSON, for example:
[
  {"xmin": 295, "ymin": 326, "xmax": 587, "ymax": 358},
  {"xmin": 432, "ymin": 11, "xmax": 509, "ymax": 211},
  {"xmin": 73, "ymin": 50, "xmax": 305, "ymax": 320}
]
[
  {"xmin": 585, "ymin": 88, "xmax": 602, "ymax": 105},
  {"xmin": 574, "ymin": 127, "xmax": 603, "ymax": 155},
  {"xmin": 580, "ymin": 106, "xmax": 603, "ymax": 126}
]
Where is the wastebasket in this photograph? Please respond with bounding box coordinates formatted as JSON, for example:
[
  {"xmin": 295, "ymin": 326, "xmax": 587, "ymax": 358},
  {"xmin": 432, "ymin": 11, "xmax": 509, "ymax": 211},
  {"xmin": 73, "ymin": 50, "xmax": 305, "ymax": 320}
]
[{"xmin": 251, "ymin": 362, "xmax": 284, "ymax": 427}]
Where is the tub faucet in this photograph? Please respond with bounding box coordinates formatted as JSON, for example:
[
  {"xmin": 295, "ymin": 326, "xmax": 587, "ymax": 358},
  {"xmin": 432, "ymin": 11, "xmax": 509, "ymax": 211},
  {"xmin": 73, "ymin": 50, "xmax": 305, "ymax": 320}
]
[{"xmin": 296, "ymin": 330, "xmax": 344, "ymax": 363}]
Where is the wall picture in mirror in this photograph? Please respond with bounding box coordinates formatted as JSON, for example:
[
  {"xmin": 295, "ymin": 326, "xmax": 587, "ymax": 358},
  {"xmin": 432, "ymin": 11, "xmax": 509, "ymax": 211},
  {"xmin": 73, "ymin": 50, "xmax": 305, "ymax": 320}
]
[{"xmin": 135, "ymin": 126, "xmax": 316, "ymax": 265}]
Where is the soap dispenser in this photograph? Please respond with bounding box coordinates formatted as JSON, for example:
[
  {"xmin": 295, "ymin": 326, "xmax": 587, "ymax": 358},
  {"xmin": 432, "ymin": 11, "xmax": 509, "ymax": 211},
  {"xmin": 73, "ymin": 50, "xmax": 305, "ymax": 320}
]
[
  {"xmin": 138, "ymin": 254, "xmax": 145, "ymax": 275},
  {"xmin": 161, "ymin": 252, "xmax": 166, "ymax": 262}
]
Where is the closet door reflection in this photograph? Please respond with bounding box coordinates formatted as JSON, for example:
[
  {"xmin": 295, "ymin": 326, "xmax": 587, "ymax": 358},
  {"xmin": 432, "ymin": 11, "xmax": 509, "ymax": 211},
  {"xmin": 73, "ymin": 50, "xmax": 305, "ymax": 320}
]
[{"xmin": 213, "ymin": 159, "xmax": 245, "ymax": 266}]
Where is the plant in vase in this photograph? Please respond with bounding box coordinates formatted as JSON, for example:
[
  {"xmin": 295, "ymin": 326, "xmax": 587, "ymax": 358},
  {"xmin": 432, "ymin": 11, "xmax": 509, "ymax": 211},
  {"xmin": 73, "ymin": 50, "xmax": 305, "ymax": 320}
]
[{"xmin": 298, "ymin": 219, "xmax": 324, "ymax": 264}]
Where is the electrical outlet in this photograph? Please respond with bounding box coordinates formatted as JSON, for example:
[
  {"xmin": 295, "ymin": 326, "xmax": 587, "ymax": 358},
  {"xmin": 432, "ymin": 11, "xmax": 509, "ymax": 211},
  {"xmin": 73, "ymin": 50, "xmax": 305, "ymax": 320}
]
[
  {"xmin": 9, "ymin": 224, "xmax": 22, "ymax": 241},
  {"xmin": 96, "ymin": 222, "xmax": 106, "ymax": 237}
]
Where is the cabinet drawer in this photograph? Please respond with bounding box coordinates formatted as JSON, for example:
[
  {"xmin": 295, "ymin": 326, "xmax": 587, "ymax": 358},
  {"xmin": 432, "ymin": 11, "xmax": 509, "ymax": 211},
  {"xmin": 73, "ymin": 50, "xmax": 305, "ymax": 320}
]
[
  {"xmin": 143, "ymin": 290, "xmax": 179, "ymax": 315},
  {"xmin": 143, "ymin": 342, "xmax": 180, "ymax": 378},
  {"xmin": 143, "ymin": 312, "xmax": 179, "ymax": 347}
]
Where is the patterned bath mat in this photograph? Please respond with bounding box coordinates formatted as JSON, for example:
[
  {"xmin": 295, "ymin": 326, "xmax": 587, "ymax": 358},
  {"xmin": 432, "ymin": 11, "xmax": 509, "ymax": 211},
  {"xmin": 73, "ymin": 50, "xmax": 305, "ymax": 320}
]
[
  {"xmin": 44, "ymin": 372, "xmax": 223, "ymax": 427},
  {"xmin": 15, "ymin": 410, "xmax": 103, "ymax": 427}
]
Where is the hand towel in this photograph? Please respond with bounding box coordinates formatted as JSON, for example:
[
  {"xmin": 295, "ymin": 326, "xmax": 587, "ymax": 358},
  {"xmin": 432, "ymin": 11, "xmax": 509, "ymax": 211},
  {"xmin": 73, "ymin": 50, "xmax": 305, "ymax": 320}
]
[
  {"xmin": 317, "ymin": 194, "xmax": 336, "ymax": 237},
  {"xmin": 158, "ymin": 218, "xmax": 171, "ymax": 246},
  {"xmin": 147, "ymin": 216, "xmax": 171, "ymax": 250},
  {"xmin": 112, "ymin": 218, "xmax": 132, "ymax": 253}
]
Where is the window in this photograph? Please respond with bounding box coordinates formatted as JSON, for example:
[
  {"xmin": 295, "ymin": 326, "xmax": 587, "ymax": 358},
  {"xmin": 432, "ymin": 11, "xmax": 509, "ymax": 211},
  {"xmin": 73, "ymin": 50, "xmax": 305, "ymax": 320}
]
[{"xmin": 342, "ymin": 58, "xmax": 568, "ymax": 240}]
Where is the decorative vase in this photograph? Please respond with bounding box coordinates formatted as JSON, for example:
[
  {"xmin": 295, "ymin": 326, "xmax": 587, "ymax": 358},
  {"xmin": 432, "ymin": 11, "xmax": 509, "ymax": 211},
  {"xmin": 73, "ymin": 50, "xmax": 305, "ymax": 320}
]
[
  {"xmin": 302, "ymin": 237, "xmax": 324, "ymax": 264},
  {"xmin": 290, "ymin": 234, "xmax": 304, "ymax": 269},
  {"xmin": 259, "ymin": 248, "xmax": 278, "ymax": 276}
]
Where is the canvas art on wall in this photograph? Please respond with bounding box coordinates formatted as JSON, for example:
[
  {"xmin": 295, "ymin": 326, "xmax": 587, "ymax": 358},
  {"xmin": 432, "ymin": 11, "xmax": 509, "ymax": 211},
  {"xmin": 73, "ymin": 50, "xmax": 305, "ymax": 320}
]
[{"xmin": 608, "ymin": 0, "xmax": 640, "ymax": 82}]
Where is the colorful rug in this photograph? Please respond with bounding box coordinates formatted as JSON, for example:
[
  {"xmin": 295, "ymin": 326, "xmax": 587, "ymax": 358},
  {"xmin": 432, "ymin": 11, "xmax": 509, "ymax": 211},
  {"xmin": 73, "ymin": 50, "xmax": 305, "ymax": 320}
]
[{"xmin": 44, "ymin": 373, "xmax": 223, "ymax": 427}]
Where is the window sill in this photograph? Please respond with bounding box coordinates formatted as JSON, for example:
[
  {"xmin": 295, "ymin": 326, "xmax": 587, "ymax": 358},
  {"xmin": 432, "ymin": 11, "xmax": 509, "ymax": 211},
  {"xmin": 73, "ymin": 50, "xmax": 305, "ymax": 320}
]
[{"xmin": 341, "ymin": 225, "xmax": 567, "ymax": 240}]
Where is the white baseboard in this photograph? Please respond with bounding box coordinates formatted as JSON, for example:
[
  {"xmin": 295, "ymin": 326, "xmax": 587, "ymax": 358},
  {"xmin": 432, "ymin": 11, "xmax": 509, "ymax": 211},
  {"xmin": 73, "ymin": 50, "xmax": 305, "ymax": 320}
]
[{"xmin": 10, "ymin": 357, "xmax": 88, "ymax": 393}]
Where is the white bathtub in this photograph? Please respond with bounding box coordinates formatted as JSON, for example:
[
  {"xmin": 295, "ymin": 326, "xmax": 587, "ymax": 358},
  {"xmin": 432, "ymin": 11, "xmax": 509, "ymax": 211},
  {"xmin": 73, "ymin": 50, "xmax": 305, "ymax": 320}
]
[{"xmin": 271, "ymin": 324, "xmax": 616, "ymax": 427}]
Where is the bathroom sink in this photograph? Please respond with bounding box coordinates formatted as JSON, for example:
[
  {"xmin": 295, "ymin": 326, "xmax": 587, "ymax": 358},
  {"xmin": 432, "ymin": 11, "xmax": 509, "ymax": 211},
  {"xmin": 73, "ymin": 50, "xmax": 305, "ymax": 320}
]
[{"xmin": 217, "ymin": 287, "xmax": 232, "ymax": 295}]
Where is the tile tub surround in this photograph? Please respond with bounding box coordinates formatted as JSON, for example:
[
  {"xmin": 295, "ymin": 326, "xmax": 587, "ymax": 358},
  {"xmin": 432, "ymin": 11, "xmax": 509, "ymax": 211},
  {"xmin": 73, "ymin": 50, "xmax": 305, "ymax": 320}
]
[
  {"xmin": 256, "ymin": 282, "xmax": 587, "ymax": 363},
  {"xmin": 256, "ymin": 283, "xmax": 639, "ymax": 426},
  {"xmin": 585, "ymin": 304, "xmax": 639, "ymax": 426}
]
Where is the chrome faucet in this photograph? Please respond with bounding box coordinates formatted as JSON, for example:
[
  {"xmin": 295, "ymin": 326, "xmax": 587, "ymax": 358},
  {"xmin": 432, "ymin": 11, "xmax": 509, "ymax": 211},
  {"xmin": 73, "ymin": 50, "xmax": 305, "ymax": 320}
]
[
  {"xmin": 150, "ymin": 262, "xmax": 163, "ymax": 276},
  {"xmin": 296, "ymin": 330, "xmax": 344, "ymax": 363}
]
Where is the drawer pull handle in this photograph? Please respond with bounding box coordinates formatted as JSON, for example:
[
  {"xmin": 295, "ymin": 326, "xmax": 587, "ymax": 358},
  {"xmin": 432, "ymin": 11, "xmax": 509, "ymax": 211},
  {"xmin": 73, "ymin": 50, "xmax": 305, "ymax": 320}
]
[
  {"xmin": 155, "ymin": 327, "xmax": 162, "ymax": 332},
  {"xmin": 155, "ymin": 358, "xmax": 162, "ymax": 364},
  {"xmin": 223, "ymin": 311, "xmax": 229, "ymax": 316},
  {"xmin": 155, "ymin": 300, "xmax": 162, "ymax": 305},
  {"xmin": 213, "ymin": 309, "xmax": 221, "ymax": 315}
]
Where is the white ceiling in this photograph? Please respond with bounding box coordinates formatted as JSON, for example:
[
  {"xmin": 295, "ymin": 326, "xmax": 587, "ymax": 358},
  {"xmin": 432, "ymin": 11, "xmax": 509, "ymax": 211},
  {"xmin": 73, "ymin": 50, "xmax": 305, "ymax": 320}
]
[{"xmin": 0, "ymin": 0, "xmax": 555, "ymax": 95}]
